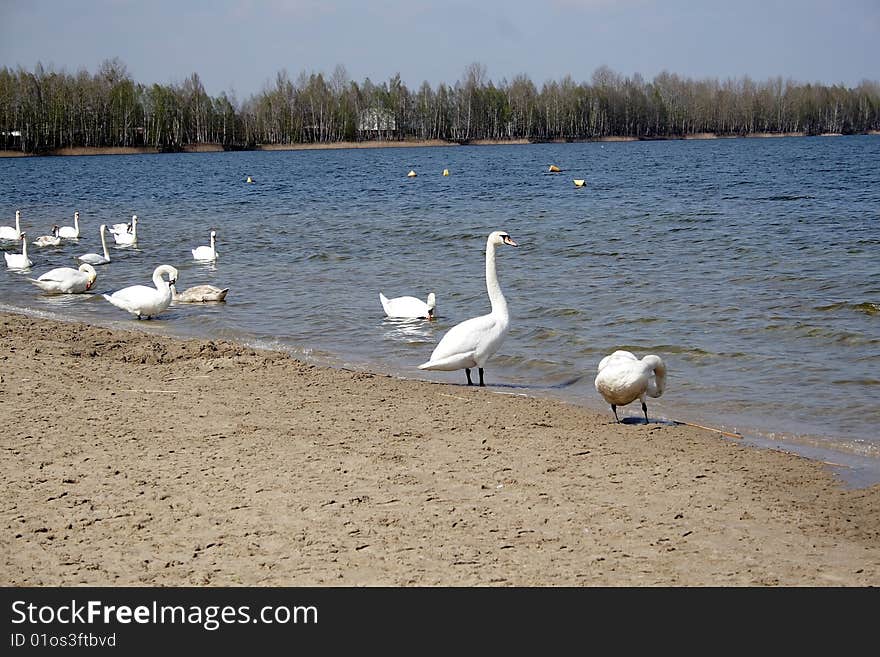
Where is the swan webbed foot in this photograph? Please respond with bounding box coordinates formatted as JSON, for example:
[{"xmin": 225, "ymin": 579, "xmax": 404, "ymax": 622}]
[
  {"xmin": 465, "ymin": 368, "xmax": 474, "ymax": 386},
  {"xmin": 478, "ymin": 367, "xmax": 485, "ymax": 387},
  {"xmin": 611, "ymin": 404, "xmax": 620, "ymax": 423},
  {"xmin": 642, "ymin": 401, "xmax": 649, "ymax": 424}
]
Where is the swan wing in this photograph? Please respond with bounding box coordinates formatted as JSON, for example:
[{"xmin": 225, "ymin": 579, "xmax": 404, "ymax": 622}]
[
  {"xmin": 78, "ymin": 253, "xmax": 109, "ymax": 265},
  {"xmin": 419, "ymin": 314, "xmax": 498, "ymax": 370}
]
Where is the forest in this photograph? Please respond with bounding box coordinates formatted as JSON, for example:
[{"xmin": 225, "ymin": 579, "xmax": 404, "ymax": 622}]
[{"xmin": 1, "ymin": 59, "xmax": 878, "ymax": 153}]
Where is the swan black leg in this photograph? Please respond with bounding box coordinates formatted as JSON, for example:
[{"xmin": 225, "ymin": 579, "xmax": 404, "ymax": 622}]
[
  {"xmin": 642, "ymin": 401, "xmax": 649, "ymax": 424},
  {"xmin": 611, "ymin": 404, "xmax": 619, "ymax": 423},
  {"xmin": 465, "ymin": 368, "xmax": 474, "ymax": 386},
  {"xmin": 478, "ymin": 368, "xmax": 485, "ymax": 387}
]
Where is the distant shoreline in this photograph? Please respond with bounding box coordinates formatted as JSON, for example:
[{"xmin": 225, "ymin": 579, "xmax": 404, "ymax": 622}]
[{"xmin": 1, "ymin": 131, "xmax": 877, "ymax": 157}]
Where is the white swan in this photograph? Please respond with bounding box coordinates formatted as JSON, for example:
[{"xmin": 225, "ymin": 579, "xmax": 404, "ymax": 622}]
[
  {"xmin": 34, "ymin": 226, "xmax": 61, "ymax": 247},
  {"xmin": 77, "ymin": 224, "xmax": 111, "ymax": 265},
  {"xmin": 192, "ymin": 230, "xmax": 218, "ymax": 261},
  {"xmin": 418, "ymin": 230, "xmax": 517, "ymax": 386},
  {"xmin": 4, "ymin": 233, "xmax": 32, "ymax": 269},
  {"xmin": 102, "ymin": 264, "xmax": 178, "ymax": 319},
  {"xmin": 594, "ymin": 350, "xmax": 667, "ymax": 424},
  {"xmin": 111, "ymin": 215, "xmax": 138, "ymax": 245},
  {"xmin": 171, "ymin": 283, "xmax": 229, "ymax": 303},
  {"xmin": 58, "ymin": 211, "xmax": 81, "ymax": 239},
  {"xmin": 0, "ymin": 210, "xmax": 23, "ymax": 240},
  {"xmin": 380, "ymin": 291, "xmax": 436, "ymax": 319},
  {"xmin": 28, "ymin": 263, "xmax": 97, "ymax": 294}
]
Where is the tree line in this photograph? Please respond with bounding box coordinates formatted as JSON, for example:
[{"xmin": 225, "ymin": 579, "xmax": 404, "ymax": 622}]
[{"xmin": 1, "ymin": 58, "xmax": 878, "ymax": 153}]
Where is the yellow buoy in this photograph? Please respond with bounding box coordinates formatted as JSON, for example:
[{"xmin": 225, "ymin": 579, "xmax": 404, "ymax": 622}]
[
  {"xmin": 548, "ymin": 165, "xmax": 561, "ymax": 173},
  {"xmin": 442, "ymin": 169, "xmax": 449, "ymax": 177},
  {"xmin": 407, "ymin": 170, "xmax": 417, "ymax": 177},
  {"xmin": 573, "ymin": 179, "xmax": 586, "ymax": 187},
  {"xmin": 246, "ymin": 176, "xmax": 253, "ymax": 183}
]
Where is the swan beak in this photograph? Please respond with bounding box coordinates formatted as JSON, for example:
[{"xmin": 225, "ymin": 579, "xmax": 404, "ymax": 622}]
[
  {"xmin": 503, "ymin": 236, "xmax": 518, "ymax": 247},
  {"xmin": 86, "ymin": 280, "xmax": 92, "ymax": 290}
]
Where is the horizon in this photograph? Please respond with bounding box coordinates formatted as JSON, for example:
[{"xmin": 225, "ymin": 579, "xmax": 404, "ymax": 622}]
[{"xmin": 1, "ymin": 0, "xmax": 878, "ymax": 100}]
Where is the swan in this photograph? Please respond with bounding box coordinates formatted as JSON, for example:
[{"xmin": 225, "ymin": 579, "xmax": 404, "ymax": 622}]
[
  {"xmin": 58, "ymin": 211, "xmax": 81, "ymax": 239},
  {"xmin": 111, "ymin": 215, "xmax": 137, "ymax": 246},
  {"xmin": 34, "ymin": 226, "xmax": 61, "ymax": 247},
  {"xmin": 77, "ymin": 224, "xmax": 111, "ymax": 265},
  {"xmin": 0, "ymin": 210, "xmax": 23, "ymax": 240},
  {"xmin": 418, "ymin": 230, "xmax": 517, "ymax": 386},
  {"xmin": 102, "ymin": 264, "xmax": 178, "ymax": 319},
  {"xmin": 4, "ymin": 233, "xmax": 32, "ymax": 269},
  {"xmin": 192, "ymin": 230, "xmax": 218, "ymax": 261},
  {"xmin": 594, "ymin": 350, "xmax": 667, "ymax": 424},
  {"xmin": 380, "ymin": 291, "xmax": 436, "ymax": 319},
  {"xmin": 171, "ymin": 283, "xmax": 229, "ymax": 303},
  {"xmin": 28, "ymin": 263, "xmax": 97, "ymax": 294}
]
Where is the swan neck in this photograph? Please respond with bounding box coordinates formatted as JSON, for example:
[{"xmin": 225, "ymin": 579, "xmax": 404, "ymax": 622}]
[
  {"xmin": 22, "ymin": 236, "xmax": 28, "ymax": 258},
  {"xmin": 485, "ymin": 240, "xmax": 507, "ymax": 317},
  {"xmin": 100, "ymin": 227, "xmax": 109, "ymax": 258}
]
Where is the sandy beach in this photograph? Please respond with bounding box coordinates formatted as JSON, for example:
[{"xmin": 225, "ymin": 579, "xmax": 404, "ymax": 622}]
[{"xmin": 1, "ymin": 310, "xmax": 878, "ymax": 586}]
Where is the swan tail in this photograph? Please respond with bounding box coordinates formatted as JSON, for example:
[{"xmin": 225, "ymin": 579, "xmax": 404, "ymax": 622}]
[
  {"xmin": 217, "ymin": 289, "xmax": 229, "ymax": 301},
  {"xmin": 418, "ymin": 351, "xmax": 476, "ymax": 371},
  {"xmin": 379, "ymin": 292, "xmax": 391, "ymax": 315}
]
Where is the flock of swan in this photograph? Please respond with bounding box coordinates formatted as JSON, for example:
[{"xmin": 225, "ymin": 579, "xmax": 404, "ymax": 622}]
[
  {"xmin": 381, "ymin": 230, "xmax": 667, "ymax": 423},
  {"xmin": 3, "ymin": 209, "xmax": 665, "ymax": 423},
  {"xmin": 1, "ymin": 210, "xmax": 228, "ymax": 321}
]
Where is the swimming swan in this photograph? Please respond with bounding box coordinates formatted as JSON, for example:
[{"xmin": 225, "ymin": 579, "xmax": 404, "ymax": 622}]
[
  {"xmin": 594, "ymin": 350, "xmax": 667, "ymax": 423},
  {"xmin": 58, "ymin": 211, "xmax": 81, "ymax": 239},
  {"xmin": 77, "ymin": 224, "xmax": 111, "ymax": 265},
  {"xmin": 28, "ymin": 263, "xmax": 97, "ymax": 294},
  {"xmin": 111, "ymin": 215, "xmax": 138, "ymax": 246},
  {"xmin": 171, "ymin": 283, "xmax": 228, "ymax": 302},
  {"xmin": 0, "ymin": 210, "xmax": 23, "ymax": 241},
  {"xmin": 380, "ymin": 291, "xmax": 436, "ymax": 319},
  {"xmin": 102, "ymin": 264, "xmax": 178, "ymax": 319},
  {"xmin": 4, "ymin": 233, "xmax": 32, "ymax": 269},
  {"xmin": 418, "ymin": 230, "xmax": 517, "ymax": 386},
  {"xmin": 192, "ymin": 230, "xmax": 218, "ymax": 261},
  {"xmin": 34, "ymin": 226, "xmax": 61, "ymax": 247}
]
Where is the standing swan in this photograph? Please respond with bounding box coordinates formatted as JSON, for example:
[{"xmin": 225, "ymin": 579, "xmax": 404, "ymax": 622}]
[
  {"xmin": 58, "ymin": 211, "xmax": 81, "ymax": 239},
  {"xmin": 380, "ymin": 291, "xmax": 436, "ymax": 319},
  {"xmin": 4, "ymin": 233, "xmax": 32, "ymax": 269},
  {"xmin": 0, "ymin": 210, "xmax": 23, "ymax": 240},
  {"xmin": 28, "ymin": 263, "xmax": 97, "ymax": 294},
  {"xmin": 111, "ymin": 215, "xmax": 138, "ymax": 246},
  {"xmin": 77, "ymin": 224, "xmax": 111, "ymax": 265},
  {"xmin": 102, "ymin": 265, "xmax": 178, "ymax": 319},
  {"xmin": 418, "ymin": 230, "xmax": 517, "ymax": 386},
  {"xmin": 594, "ymin": 350, "xmax": 667, "ymax": 424},
  {"xmin": 192, "ymin": 230, "xmax": 218, "ymax": 261}
]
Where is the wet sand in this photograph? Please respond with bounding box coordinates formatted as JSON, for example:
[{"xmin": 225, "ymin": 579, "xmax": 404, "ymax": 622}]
[{"xmin": 1, "ymin": 310, "xmax": 878, "ymax": 586}]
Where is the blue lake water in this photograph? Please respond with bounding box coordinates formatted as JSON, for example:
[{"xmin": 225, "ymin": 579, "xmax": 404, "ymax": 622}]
[{"xmin": 2, "ymin": 137, "xmax": 879, "ymax": 486}]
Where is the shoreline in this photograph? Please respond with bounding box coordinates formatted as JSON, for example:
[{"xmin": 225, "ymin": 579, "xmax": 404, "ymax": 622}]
[
  {"xmin": 1, "ymin": 309, "xmax": 878, "ymax": 585},
  {"xmin": 2, "ymin": 131, "xmax": 877, "ymax": 158}
]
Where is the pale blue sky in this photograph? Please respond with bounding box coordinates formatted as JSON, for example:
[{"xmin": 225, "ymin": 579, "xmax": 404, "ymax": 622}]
[{"xmin": 1, "ymin": 0, "xmax": 877, "ymax": 100}]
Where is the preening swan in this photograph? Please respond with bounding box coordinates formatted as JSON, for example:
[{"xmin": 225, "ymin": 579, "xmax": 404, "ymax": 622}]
[
  {"xmin": 34, "ymin": 226, "xmax": 61, "ymax": 247},
  {"xmin": 102, "ymin": 264, "xmax": 178, "ymax": 319},
  {"xmin": 58, "ymin": 211, "xmax": 81, "ymax": 239},
  {"xmin": 171, "ymin": 283, "xmax": 228, "ymax": 302},
  {"xmin": 380, "ymin": 291, "xmax": 436, "ymax": 319},
  {"xmin": 28, "ymin": 263, "xmax": 97, "ymax": 294},
  {"xmin": 4, "ymin": 233, "xmax": 32, "ymax": 269},
  {"xmin": 111, "ymin": 215, "xmax": 138, "ymax": 246},
  {"xmin": 594, "ymin": 350, "xmax": 667, "ymax": 423},
  {"xmin": 418, "ymin": 230, "xmax": 517, "ymax": 386},
  {"xmin": 192, "ymin": 230, "xmax": 218, "ymax": 261},
  {"xmin": 0, "ymin": 210, "xmax": 23, "ymax": 241},
  {"xmin": 77, "ymin": 224, "xmax": 111, "ymax": 265}
]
